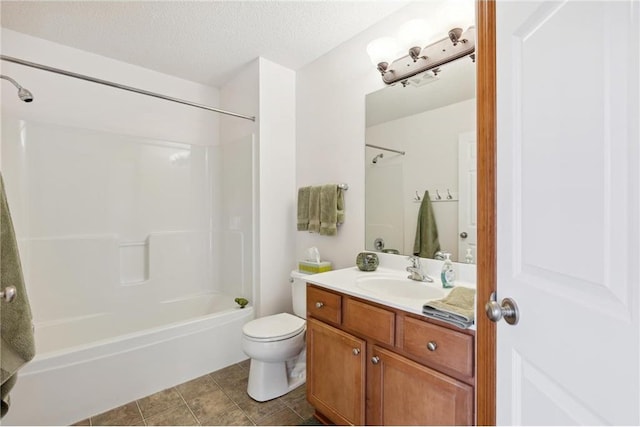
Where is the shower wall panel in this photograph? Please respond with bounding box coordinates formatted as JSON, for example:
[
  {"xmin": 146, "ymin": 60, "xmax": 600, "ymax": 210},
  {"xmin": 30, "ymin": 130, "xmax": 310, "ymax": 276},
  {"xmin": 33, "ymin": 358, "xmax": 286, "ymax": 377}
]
[{"xmin": 1, "ymin": 116, "xmax": 221, "ymax": 327}]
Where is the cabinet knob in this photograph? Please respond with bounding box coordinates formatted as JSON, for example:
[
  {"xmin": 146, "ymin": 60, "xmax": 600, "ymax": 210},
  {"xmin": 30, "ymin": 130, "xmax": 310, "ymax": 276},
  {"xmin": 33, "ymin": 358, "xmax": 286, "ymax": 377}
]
[
  {"xmin": 352, "ymin": 348, "xmax": 361, "ymax": 355},
  {"xmin": 371, "ymin": 356, "xmax": 380, "ymax": 365},
  {"xmin": 315, "ymin": 301, "xmax": 324, "ymax": 309},
  {"xmin": 427, "ymin": 341, "xmax": 437, "ymax": 351}
]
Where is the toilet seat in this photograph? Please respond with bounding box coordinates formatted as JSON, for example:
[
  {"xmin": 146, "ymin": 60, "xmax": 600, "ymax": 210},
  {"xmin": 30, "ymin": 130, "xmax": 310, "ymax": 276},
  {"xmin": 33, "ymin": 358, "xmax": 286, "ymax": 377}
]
[{"xmin": 243, "ymin": 313, "xmax": 305, "ymax": 342}]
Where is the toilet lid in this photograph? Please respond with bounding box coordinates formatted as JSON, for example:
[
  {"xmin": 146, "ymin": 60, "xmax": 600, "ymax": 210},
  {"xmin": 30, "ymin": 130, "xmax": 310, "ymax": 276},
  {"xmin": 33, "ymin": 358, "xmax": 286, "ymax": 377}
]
[{"xmin": 243, "ymin": 313, "xmax": 305, "ymax": 341}]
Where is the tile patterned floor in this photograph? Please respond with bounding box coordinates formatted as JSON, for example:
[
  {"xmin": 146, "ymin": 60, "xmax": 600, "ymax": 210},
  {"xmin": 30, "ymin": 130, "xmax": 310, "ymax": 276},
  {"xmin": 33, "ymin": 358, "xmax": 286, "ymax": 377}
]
[{"xmin": 71, "ymin": 359, "xmax": 316, "ymax": 426}]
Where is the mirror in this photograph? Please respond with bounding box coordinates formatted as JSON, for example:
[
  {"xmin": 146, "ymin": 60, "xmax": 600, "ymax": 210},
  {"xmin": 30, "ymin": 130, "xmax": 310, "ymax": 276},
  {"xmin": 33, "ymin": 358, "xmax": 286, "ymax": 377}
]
[{"xmin": 365, "ymin": 57, "xmax": 476, "ymax": 263}]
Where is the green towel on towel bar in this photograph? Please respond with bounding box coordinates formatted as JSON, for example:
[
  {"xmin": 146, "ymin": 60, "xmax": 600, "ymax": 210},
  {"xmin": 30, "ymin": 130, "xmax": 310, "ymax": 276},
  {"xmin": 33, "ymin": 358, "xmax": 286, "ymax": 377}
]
[
  {"xmin": 308, "ymin": 186, "xmax": 321, "ymax": 233},
  {"xmin": 1, "ymin": 173, "xmax": 35, "ymax": 416},
  {"xmin": 422, "ymin": 286, "xmax": 476, "ymax": 329},
  {"xmin": 413, "ymin": 191, "xmax": 441, "ymax": 258},
  {"xmin": 319, "ymin": 184, "xmax": 344, "ymax": 236},
  {"xmin": 297, "ymin": 186, "xmax": 311, "ymax": 231}
]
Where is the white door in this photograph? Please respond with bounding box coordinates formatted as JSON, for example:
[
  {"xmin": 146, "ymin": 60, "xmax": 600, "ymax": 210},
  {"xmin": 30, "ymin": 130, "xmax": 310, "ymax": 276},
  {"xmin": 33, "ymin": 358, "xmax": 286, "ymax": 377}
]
[
  {"xmin": 458, "ymin": 131, "xmax": 477, "ymax": 262},
  {"xmin": 496, "ymin": 1, "xmax": 639, "ymax": 425}
]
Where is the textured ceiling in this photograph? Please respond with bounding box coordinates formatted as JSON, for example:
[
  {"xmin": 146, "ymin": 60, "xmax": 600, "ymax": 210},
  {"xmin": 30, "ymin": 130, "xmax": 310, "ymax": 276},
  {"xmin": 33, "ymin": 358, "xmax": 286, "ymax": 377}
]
[{"xmin": 0, "ymin": 0, "xmax": 411, "ymax": 87}]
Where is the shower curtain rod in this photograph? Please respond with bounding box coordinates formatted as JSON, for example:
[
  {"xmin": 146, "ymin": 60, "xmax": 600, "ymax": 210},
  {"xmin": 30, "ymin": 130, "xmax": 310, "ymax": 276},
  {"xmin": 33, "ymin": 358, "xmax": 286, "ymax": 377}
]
[
  {"xmin": 0, "ymin": 55, "xmax": 256, "ymax": 122},
  {"xmin": 365, "ymin": 143, "xmax": 406, "ymax": 155}
]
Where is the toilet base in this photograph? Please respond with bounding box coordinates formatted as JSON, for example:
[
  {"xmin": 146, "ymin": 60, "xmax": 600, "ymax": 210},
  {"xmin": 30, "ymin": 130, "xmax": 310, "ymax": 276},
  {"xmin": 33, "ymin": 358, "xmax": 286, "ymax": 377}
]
[{"xmin": 247, "ymin": 357, "xmax": 306, "ymax": 402}]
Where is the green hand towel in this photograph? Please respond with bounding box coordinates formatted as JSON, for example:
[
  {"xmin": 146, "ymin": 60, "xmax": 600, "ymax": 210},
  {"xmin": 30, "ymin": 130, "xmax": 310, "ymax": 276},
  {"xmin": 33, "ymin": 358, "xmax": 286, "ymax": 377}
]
[
  {"xmin": 308, "ymin": 186, "xmax": 321, "ymax": 233},
  {"xmin": 422, "ymin": 286, "xmax": 476, "ymax": 329},
  {"xmin": 0, "ymin": 173, "xmax": 35, "ymax": 390},
  {"xmin": 413, "ymin": 191, "xmax": 441, "ymax": 258},
  {"xmin": 297, "ymin": 186, "xmax": 311, "ymax": 231},
  {"xmin": 319, "ymin": 184, "xmax": 338, "ymax": 236}
]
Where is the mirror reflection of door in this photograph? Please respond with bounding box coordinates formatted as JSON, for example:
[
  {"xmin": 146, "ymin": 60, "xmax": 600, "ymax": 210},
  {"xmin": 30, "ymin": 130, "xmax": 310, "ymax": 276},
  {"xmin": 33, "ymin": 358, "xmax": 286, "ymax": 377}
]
[
  {"xmin": 457, "ymin": 131, "xmax": 476, "ymax": 262},
  {"xmin": 365, "ymin": 57, "xmax": 476, "ymax": 262}
]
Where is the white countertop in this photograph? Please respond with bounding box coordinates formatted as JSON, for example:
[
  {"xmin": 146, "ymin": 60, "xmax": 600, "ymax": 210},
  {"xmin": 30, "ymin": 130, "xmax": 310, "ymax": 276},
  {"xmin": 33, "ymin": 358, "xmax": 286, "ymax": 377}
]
[{"xmin": 303, "ymin": 253, "xmax": 477, "ymax": 330}]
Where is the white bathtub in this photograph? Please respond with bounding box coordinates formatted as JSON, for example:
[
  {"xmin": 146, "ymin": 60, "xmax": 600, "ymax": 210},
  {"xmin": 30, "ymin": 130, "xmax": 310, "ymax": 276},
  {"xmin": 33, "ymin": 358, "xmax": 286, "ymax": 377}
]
[{"xmin": 3, "ymin": 292, "xmax": 254, "ymax": 426}]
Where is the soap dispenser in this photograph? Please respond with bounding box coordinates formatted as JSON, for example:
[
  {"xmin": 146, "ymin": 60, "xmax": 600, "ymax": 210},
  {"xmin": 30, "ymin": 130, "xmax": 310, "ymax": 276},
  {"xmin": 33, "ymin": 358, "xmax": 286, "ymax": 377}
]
[{"xmin": 440, "ymin": 252, "xmax": 455, "ymax": 288}]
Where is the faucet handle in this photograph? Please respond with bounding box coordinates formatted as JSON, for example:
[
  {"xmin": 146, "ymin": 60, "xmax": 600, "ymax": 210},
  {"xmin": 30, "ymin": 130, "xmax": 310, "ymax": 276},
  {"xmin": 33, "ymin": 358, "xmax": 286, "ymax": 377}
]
[{"xmin": 407, "ymin": 255, "xmax": 421, "ymax": 268}]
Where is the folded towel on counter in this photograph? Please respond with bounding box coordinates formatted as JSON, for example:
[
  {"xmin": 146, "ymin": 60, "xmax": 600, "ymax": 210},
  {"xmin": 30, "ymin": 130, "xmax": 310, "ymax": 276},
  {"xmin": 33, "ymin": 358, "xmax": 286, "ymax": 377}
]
[
  {"xmin": 308, "ymin": 186, "xmax": 321, "ymax": 233},
  {"xmin": 413, "ymin": 191, "xmax": 441, "ymax": 259},
  {"xmin": 1, "ymin": 173, "xmax": 35, "ymax": 418},
  {"xmin": 319, "ymin": 184, "xmax": 341, "ymax": 236},
  {"xmin": 297, "ymin": 186, "xmax": 311, "ymax": 231},
  {"xmin": 422, "ymin": 286, "xmax": 476, "ymax": 329}
]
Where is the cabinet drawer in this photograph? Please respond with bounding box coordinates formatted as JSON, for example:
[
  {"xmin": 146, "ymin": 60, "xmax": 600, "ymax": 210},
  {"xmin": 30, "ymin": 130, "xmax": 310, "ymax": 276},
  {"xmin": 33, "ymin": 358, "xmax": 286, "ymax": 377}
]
[
  {"xmin": 402, "ymin": 316, "xmax": 473, "ymax": 377},
  {"xmin": 307, "ymin": 285, "xmax": 342, "ymax": 324},
  {"xmin": 343, "ymin": 298, "xmax": 394, "ymax": 345}
]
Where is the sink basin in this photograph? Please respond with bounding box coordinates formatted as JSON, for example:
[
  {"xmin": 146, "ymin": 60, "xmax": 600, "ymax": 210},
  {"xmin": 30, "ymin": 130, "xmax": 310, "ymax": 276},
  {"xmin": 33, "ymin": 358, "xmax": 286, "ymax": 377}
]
[{"xmin": 355, "ymin": 276, "xmax": 445, "ymax": 301}]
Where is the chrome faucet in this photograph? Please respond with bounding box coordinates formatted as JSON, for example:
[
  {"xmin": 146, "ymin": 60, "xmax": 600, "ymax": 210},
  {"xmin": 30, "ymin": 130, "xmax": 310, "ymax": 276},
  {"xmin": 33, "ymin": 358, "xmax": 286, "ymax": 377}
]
[{"xmin": 406, "ymin": 255, "xmax": 434, "ymax": 283}]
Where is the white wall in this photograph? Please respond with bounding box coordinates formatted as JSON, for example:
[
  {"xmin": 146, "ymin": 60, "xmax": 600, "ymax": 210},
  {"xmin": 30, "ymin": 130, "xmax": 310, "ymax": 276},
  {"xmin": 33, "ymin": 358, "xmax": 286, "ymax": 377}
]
[
  {"xmin": 257, "ymin": 59, "xmax": 296, "ymax": 316},
  {"xmin": 220, "ymin": 57, "xmax": 296, "ymax": 317},
  {"xmin": 296, "ymin": 2, "xmax": 453, "ymax": 268}
]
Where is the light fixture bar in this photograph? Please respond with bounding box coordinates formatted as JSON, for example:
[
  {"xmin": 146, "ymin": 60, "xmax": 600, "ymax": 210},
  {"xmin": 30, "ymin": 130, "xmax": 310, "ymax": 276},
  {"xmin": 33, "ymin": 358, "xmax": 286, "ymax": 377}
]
[{"xmin": 381, "ymin": 27, "xmax": 476, "ymax": 85}]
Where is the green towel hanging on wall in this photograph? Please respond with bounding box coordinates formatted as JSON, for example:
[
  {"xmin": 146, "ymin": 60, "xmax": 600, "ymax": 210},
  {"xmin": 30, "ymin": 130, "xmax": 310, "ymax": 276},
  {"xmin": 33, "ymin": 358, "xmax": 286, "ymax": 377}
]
[{"xmin": 1, "ymin": 173, "xmax": 36, "ymax": 418}]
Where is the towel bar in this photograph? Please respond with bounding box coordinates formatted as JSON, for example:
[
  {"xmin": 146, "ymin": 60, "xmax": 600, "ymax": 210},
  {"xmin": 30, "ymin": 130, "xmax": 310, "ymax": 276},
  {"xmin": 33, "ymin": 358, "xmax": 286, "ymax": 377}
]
[{"xmin": 0, "ymin": 286, "xmax": 16, "ymax": 302}]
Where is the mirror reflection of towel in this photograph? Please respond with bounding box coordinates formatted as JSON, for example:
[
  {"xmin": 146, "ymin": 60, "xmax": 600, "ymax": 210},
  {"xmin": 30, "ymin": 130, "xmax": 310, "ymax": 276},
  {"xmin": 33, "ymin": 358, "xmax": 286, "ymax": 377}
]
[{"xmin": 413, "ymin": 191, "xmax": 441, "ymax": 258}]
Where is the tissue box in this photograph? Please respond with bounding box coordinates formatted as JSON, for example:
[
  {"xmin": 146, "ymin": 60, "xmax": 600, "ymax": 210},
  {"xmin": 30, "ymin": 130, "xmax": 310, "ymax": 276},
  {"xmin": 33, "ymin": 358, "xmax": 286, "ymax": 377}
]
[{"xmin": 298, "ymin": 260, "xmax": 332, "ymax": 274}]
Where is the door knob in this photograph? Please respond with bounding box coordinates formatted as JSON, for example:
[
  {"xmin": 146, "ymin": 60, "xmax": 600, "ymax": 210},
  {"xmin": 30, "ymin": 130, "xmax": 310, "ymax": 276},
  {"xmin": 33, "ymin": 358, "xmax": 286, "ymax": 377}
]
[
  {"xmin": 371, "ymin": 356, "xmax": 380, "ymax": 365},
  {"xmin": 485, "ymin": 292, "xmax": 519, "ymax": 325},
  {"xmin": 460, "ymin": 232, "xmax": 468, "ymax": 238}
]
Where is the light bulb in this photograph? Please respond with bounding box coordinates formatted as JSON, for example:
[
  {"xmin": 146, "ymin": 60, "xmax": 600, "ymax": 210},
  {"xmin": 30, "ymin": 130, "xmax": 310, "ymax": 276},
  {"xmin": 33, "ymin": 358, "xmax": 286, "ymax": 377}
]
[
  {"xmin": 366, "ymin": 37, "xmax": 398, "ymax": 67},
  {"xmin": 397, "ymin": 19, "xmax": 430, "ymax": 50}
]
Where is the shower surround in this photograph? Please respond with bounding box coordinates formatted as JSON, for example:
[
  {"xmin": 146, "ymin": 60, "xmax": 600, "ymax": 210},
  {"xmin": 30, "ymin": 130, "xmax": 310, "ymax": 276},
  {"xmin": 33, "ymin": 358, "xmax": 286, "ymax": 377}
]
[
  {"xmin": 0, "ymin": 114, "xmax": 255, "ymax": 425},
  {"xmin": 0, "ymin": 43, "xmax": 255, "ymax": 425}
]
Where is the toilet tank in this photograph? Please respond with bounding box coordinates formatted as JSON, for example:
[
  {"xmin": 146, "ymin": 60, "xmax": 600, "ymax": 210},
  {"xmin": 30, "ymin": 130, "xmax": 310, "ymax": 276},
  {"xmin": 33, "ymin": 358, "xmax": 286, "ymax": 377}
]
[{"xmin": 290, "ymin": 270, "xmax": 309, "ymax": 319}]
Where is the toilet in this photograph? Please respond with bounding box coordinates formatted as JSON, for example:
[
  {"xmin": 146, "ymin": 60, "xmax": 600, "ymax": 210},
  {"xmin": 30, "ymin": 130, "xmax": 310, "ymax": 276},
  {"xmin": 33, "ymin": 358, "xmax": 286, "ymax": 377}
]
[{"xmin": 241, "ymin": 270, "xmax": 308, "ymax": 402}]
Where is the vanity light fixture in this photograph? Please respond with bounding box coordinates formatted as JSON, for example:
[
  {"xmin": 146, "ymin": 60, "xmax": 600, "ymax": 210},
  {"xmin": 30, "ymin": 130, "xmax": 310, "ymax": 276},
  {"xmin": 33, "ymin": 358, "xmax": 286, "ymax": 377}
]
[
  {"xmin": 397, "ymin": 19, "xmax": 432, "ymax": 62},
  {"xmin": 367, "ymin": 26, "xmax": 476, "ymax": 86}
]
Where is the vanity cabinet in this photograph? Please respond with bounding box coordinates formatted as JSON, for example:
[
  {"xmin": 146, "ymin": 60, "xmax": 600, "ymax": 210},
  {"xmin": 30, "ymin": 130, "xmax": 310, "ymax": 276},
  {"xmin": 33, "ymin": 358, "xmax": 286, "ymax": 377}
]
[
  {"xmin": 307, "ymin": 318, "xmax": 366, "ymax": 425},
  {"xmin": 368, "ymin": 345, "xmax": 473, "ymax": 425},
  {"xmin": 306, "ymin": 284, "xmax": 475, "ymax": 426}
]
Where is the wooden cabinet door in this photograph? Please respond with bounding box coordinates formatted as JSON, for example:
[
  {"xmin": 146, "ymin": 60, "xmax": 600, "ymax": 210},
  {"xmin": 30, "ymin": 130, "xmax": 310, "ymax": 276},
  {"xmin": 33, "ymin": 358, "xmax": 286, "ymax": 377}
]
[
  {"xmin": 307, "ymin": 318, "xmax": 366, "ymax": 425},
  {"xmin": 368, "ymin": 345, "xmax": 473, "ymax": 426}
]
